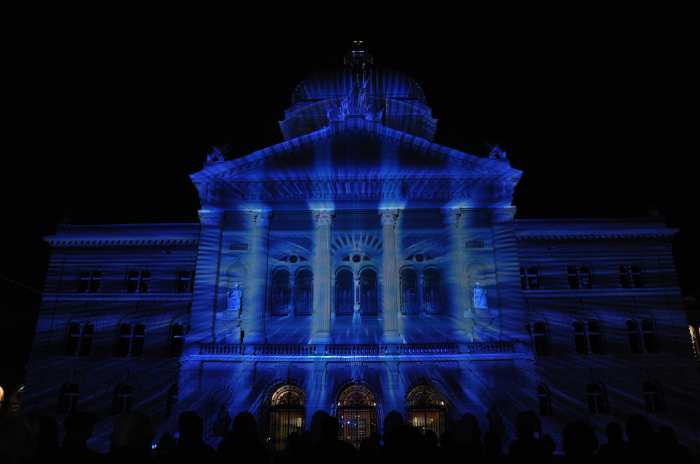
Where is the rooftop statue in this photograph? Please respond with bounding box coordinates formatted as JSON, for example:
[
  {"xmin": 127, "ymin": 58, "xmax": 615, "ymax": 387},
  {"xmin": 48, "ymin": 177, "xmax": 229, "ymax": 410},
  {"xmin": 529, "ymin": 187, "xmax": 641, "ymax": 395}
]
[
  {"xmin": 488, "ymin": 144, "xmax": 508, "ymax": 160},
  {"xmin": 205, "ymin": 146, "xmax": 225, "ymax": 166}
]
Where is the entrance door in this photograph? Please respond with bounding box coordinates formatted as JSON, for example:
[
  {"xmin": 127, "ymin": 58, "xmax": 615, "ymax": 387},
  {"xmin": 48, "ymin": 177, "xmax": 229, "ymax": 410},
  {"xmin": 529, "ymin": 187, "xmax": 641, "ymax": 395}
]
[{"xmin": 336, "ymin": 384, "xmax": 377, "ymax": 447}]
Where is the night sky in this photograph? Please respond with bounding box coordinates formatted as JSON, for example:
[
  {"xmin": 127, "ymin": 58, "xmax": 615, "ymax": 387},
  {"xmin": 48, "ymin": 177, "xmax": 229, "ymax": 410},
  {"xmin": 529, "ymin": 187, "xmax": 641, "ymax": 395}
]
[{"xmin": 2, "ymin": 29, "xmax": 695, "ymax": 380}]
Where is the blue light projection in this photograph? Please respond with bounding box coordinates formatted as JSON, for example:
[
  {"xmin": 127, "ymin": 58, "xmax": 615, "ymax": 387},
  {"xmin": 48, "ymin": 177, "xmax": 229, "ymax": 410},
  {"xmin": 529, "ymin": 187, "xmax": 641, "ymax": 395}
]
[{"xmin": 21, "ymin": 44, "xmax": 700, "ymax": 452}]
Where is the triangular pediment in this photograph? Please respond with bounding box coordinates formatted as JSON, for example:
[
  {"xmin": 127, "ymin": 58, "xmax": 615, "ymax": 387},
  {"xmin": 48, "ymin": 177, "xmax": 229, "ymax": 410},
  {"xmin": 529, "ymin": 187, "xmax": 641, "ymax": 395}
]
[{"xmin": 191, "ymin": 119, "xmax": 521, "ymax": 208}]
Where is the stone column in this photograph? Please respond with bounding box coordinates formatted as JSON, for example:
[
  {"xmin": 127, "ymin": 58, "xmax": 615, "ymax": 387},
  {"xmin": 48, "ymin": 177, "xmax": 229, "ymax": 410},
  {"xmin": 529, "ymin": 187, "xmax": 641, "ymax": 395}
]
[
  {"xmin": 191, "ymin": 209, "xmax": 224, "ymax": 346},
  {"xmin": 311, "ymin": 210, "xmax": 333, "ymax": 343},
  {"xmin": 380, "ymin": 209, "xmax": 402, "ymax": 343},
  {"xmin": 447, "ymin": 208, "xmax": 469, "ymax": 340},
  {"xmin": 242, "ymin": 210, "xmax": 269, "ymax": 344}
]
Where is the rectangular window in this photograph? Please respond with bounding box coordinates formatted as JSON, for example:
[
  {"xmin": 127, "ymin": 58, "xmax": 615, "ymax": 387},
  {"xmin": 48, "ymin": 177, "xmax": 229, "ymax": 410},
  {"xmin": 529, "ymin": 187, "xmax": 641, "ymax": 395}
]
[
  {"xmin": 567, "ymin": 266, "xmax": 592, "ymax": 289},
  {"xmin": 620, "ymin": 265, "xmax": 644, "ymax": 288},
  {"xmin": 127, "ymin": 271, "xmax": 151, "ymax": 293},
  {"xmin": 176, "ymin": 271, "xmax": 194, "ymax": 293},
  {"xmin": 77, "ymin": 271, "xmax": 102, "ymax": 293},
  {"xmin": 520, "ymin": 267, "xmax": 540, "ymax": 290}
]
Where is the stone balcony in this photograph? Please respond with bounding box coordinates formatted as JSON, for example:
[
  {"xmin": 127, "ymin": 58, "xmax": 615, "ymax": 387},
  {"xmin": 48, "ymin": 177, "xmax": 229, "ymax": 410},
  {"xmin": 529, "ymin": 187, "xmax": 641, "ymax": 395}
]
[{"xmin": 195, "ymin": 341, "xmax": 520, "ymax": 360}]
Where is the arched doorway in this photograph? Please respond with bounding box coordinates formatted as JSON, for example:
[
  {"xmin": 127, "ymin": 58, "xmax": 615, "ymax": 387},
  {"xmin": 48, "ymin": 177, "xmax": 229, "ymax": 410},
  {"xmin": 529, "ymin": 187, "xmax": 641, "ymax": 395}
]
[
  {"xmin": 406, "ymin": 384, "xmax": 446, "ymax": 437},
  {"xmin": 294, "ymin": 269, "xmax": 313, "ymax": 315},
  {"xmin": 400, "ymin": 268, "xmax": 419, "ymax": 314},
  {"xmin": 423, "ymin": 268, "xmax": 442, "ymax": 314},
  {"xmin": 271, "ymin": 269, "xmax": 291, "ymax": 315},
  {"xmin": 337, "ymin": 384, "xmax": 377, "ymax": 447},
  {"xmin": 335, "ymin": 268, "xmax": 354, "ymax": 315},
  {"xmin": 269, "ymin": 385, "xmax": 305, "ymax": 452},
  {"xmin": 359, "ymin": 268, "xmax": 378, "ymax": 315}
]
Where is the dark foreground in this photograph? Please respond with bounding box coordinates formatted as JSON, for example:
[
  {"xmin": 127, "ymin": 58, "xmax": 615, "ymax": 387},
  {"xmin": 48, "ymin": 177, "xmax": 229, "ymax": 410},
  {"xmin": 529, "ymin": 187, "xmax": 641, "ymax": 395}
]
[{"xmin": 1, "ymin": 409, "xmax": 697, "ymax": 464}]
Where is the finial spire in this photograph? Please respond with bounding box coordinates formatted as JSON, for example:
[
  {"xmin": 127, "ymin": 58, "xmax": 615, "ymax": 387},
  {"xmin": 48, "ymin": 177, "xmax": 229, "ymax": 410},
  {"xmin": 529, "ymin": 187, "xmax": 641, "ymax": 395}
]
[{"xmin": 344, "ymin": 40, "xmax": 373, "ymax": 86}]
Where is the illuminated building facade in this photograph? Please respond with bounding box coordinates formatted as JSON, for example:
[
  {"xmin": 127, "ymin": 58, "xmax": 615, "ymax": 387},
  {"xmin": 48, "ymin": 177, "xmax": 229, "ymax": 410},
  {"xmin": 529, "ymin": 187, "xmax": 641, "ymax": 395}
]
[{"xmin": 24, "ymin": 45, "xmax": 700, "ymax": 449}]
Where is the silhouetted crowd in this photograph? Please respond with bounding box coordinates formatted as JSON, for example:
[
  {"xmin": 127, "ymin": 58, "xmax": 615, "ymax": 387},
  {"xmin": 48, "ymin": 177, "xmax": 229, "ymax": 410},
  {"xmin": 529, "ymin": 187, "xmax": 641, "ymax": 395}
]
[{"xmin": 1, "ymin": 409, "xmax": 697, "ymax": 464}]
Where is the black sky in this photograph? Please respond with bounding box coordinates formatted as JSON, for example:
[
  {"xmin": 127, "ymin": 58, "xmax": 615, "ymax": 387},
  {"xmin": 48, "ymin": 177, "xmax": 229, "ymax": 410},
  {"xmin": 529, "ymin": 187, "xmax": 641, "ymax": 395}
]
[{"xmin": 2, "ymin": 23, "xmax": 696, "ymax": 377}]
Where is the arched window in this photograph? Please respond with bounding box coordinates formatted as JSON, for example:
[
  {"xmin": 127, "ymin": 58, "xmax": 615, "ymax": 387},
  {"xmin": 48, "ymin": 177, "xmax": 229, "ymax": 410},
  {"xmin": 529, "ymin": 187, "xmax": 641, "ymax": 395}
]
[
  {"xmin": 423, "ymin": 268, "xmax": 442, "ymax": 314},
  {"xmin": 627, "ymin": 320, "xmax": 643, "ymax": 353},
  {"xmin": 66, "ymin": 322, "xmax": 94, "ymax": 356},
  {"xmin": 335, "ymin": 269, "xmax": 354, "ymax": 315},
  {"xmin": 360, "ymin": 269, "xmax": 378, "ymax": 315},
  {"xmin": 66, "ymin": 322, "xmax": 81, "ymax": 355},
  {"xmin": 114, "ymin": 323, "xmax": 146, "ymax": 357},
  {"xmin": 166, "ymin": 384, "xmax": 178, "ymax": 417},
  {"xmin": 271, "ymin": 269, "xmax": 291, "ymax": 316},
  {"xmin": 537, "ymin": 384, "xmax": 552, "ymax": 416},
  {"xmin": 269, "ymin": 385, "xmax": 305, "ymax": 452},
  {"xmin": 528, "ymin": 322, "xmax": 550, "ymax": 355},
  {"xmin": 406, "ymin": 384, "xmax": 446, "ymax": 436},
  {"xmin": 337, "ymin": 384, "xmax": 377, "ymax": 448},
  {"xmin": 586, "ymin": 384, "xmax": 609, "ymax": 414},
  {"xmin": 573, "ymin": 321, "xmax": 588, "ymax": 354},
  {"xmin": 112, "ymin": 384, "xmax": 133, "ymax": 415},
  {"xmin": 400, "ymin": 268, "xmax": 419, "ymax": 315},
  {"xmin": 294, "ymin": 269, "xmax": 313, "ymax": 315},
  {"xmin": 643, "ymin": 381, "xmax": 664, "ymax": 413},
  {"xmin": 169, "ymin": 323, "xmax": 185, "ymax": 357},
  {"xmin": 57, "ymin": 383, "xmax": 79, "ymax": 414},
  {"xmin": 641, "ymin": 319, "xmax": 658, "ymax": 353},
  {"xmin": 573, "ymin": 320, "xmax": 603, "ymax": 354}
]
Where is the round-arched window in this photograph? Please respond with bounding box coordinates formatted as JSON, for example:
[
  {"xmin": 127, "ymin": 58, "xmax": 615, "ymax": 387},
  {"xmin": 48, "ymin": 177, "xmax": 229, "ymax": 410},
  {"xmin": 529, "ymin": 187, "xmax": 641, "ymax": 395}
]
[
  {"xmin": 269, "ymin": 385, "xmax": 305, "ymax": 452},
  {"xmin": 406, "ymin": 384, "xmax": 446, "ymax": 436},
  {"xmin": 337, "ymin": 384, "xmax": 377, "ymax": 447}
]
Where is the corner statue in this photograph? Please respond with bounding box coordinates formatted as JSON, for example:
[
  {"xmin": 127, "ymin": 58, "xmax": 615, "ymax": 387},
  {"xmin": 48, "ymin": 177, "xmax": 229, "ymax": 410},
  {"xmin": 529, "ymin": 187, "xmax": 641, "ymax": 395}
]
[
  {"xmin": 472, "ymin": 282, "xmax": 488, "ymax": 309},
  {"xmin": 227, "ymin": 282, "xmax": 242, "ymax": 312}
]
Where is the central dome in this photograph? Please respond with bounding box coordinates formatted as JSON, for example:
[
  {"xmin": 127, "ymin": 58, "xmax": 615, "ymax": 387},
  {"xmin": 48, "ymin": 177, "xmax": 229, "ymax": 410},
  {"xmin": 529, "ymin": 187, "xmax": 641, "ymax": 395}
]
[{"xmin": 292, "ymin": 67, "xmax": 427, "ymax": 104}]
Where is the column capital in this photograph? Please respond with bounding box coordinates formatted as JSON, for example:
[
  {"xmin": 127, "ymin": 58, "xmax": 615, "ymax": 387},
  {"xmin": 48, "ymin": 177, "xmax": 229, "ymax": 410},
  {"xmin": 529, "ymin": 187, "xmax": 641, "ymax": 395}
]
[
  {"xmin": 379, "ymin": 208, "xmax": 400, "ymax": 226},
  {"xmin": 312, "ymin": 210, "xmax": 334, "ymax": 227},
  {"xmin": 198, "ymin": 209, "xmax": 224, "ymax": 226},
  {"xmin": 445, "ymin": 208, "xmax": 466, "ymax": 227},
  {"xmin": 247, "ymin": 210, "xmax": 271, "ymax": 228}
]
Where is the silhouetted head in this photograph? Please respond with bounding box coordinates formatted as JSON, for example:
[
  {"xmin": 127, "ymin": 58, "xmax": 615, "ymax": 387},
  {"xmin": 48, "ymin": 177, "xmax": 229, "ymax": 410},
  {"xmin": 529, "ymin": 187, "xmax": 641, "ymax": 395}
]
[
  {"xmin": 515, "ymin": 411, "xmax": 541, "ymax": 439},
  {"xmin": 111, "ymin": 412, "xmax": 155, "ymax": 454},
  {"xmin": 383, "ymin": 411, "xmax": 404, "ymax": 437},
  {"xmin": 310, "ymin": 411, "xmax": 331, "ymax": 447},
  {"xmin": 454, "ymin": 413, "xmax": 482, "ymax": 447},
  {"xmin": 231, "ymin": 411, "xmax": 259, "ymax": 441},
  {"xmin": 483, "ymin": 430, "xmax": 501, "ymax": 455},
  {"xmin": 562, "ymin": 420, "xmax": 598, "ymax": 458},
  {"xmin": 424, "ymin": 429, "xmax": 439, "ymax": 448},
  {"xmin": 657, "ymin": 426, "xmax": 679, "ymax": 447},
  {"xmin": 605, "ymin": 421, "xmax": 624, "ymax": 443},
  {"xmin": 64, "ymin": 411, "xmax": 96, "ymax": 445},
  {"xmin": 178, "ymin": 411, "xmax": 204, "ymax": 444},
  {"xmin": 156, "ymin": 432, "xmax": 176, "ymax": 455},
  {"xmin": 36, "ymin": 415, "xmax": 59, "ymax": 450},
  {"xmin": 626, "ymin": 415, "xmax": 653, "ymax": 445}
]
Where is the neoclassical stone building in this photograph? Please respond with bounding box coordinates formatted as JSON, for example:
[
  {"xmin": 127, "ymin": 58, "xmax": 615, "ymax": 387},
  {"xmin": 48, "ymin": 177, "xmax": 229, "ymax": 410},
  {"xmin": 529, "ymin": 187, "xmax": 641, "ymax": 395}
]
[{"xmin": 24, "ymin": 45, "xmax": 700, "ymax": 449}]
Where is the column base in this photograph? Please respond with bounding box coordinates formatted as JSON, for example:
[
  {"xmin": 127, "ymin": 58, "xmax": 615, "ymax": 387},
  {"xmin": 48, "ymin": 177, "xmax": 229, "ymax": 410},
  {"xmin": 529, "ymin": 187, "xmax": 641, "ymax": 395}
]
[
  {"xmin": 382, "ymin": 331, "xmax": 404, "ymax": 344},
  {"xmin": 310, "ymin": 332, "xmax": 333, "ymax": 344}
]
